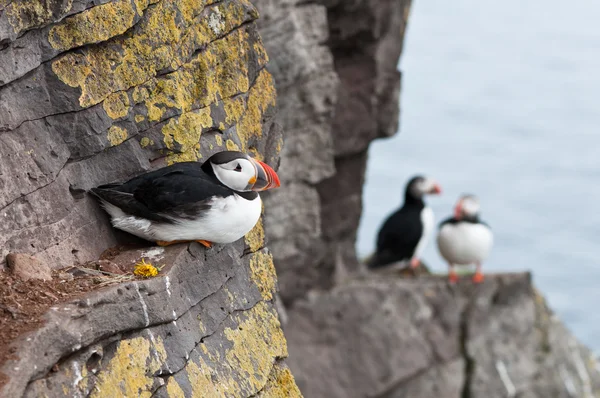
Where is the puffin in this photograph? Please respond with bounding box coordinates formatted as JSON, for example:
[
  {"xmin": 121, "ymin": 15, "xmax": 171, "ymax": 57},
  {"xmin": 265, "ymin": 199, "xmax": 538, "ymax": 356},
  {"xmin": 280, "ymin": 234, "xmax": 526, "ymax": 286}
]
[
  {"xmin": 90, "ymin": 151, "xmax": 280, "ymax": 247},
  {"xmin": 367, "ymin": 175, "xmax": 442, "ymax": 270},
  {"xmin": 436, "ymin": 194, "xmax": 493, "ymax": 283}
]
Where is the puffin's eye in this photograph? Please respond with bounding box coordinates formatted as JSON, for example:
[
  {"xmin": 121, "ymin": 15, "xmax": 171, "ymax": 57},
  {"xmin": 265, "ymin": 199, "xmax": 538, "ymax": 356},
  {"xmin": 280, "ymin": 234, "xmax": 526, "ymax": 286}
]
[{"xmin": 234, "ymin": 163, "xmax": 242, "ymax": 172}]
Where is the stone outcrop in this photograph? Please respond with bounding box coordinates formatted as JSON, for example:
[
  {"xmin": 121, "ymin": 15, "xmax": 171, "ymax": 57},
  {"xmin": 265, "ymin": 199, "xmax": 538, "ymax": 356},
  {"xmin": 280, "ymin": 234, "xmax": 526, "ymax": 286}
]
[
  {"xmin": 0, "ymin": 0, "xmax": 301, "ymax": 396},
  {"xmin": 285, "ymin": 273, "xmax": 600, "ymax": 398},
  {"xmin": 254, "ymin": 0, "xmax": 338, "ymax": 303},
  {"xmin": 256, "ymin": 0, "xmax": 412, "ymax": 304}
]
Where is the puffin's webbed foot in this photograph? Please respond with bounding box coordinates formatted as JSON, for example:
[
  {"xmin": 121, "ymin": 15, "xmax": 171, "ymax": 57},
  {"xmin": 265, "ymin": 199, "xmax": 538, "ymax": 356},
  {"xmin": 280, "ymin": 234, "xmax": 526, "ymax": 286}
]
[
  {"xmin": 410, "ymin": 257, "xmax": 420, "ymax": 269},
  {"xmin": 473, "ymin": 262, "xmax": 484, "ymax": 283},
  {"xmin": 448, "ymin": 272, "xmax": 459, "ymax": 284},
  {"xmin": 196, "ymin": 240, "xmax": 213, "ymax": 248},
  {"xmin": 448, "ymin": 264, "xmax": 458, "ymax": 284}
]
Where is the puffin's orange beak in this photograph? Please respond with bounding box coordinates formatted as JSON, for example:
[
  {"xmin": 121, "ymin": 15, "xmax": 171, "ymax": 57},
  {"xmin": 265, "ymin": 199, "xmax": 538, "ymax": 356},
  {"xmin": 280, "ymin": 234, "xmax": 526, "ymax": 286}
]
[
  {"xmin": 430, "ymin": 183, "xmax": 442, "ymax": 195},
  {"xmin": 250, "ymin": 159, "xmax": 281, "ymax": 191},
  {"xmin": 454, "ymin": 200, "xmax": 463, "ymax": 219}
]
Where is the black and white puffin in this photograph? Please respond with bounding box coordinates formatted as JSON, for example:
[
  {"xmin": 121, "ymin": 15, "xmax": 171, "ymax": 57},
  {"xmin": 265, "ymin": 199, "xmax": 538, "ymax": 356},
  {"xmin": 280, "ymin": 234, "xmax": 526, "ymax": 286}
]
[
  {"xmin": 367, "ymin": 175, "xmax": 442, "ymax": 270},
  {"xmin": 436, "ymin": 194, "xmax": 493, "ymax": 283},
  {"xmin": 90, "ymin": 151, "xmax": 280, "ymax": 247}
]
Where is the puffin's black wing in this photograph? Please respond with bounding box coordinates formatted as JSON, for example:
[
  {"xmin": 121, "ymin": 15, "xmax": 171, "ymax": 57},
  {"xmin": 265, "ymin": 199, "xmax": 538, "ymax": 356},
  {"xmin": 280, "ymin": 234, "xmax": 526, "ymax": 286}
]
[
  {"xmin": 90, "ymin": 162, "xmax": 233, "ymax": 222},
  {"xmin": 368, "ymin": 207, "xmax": 423, "ymax": 268}
]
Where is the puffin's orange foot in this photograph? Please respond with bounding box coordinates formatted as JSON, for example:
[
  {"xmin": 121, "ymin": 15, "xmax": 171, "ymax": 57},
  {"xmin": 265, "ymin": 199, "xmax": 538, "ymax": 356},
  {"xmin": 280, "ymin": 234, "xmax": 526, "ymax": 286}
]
[
  {"xmin": 156, "ymin": 240, "xmax": 187, "ymax": 247},
  {"xmin": 196, "ymin": 240, "xmax": 213, "ymax": 248},
  {"xmin": 448, "ymin": 272, "xmax": 459, "ymax": 284},
  {"xmin": 410, "ymin": 257, "xmax": 420, "ymax": 269},
  {"xmin": 472, "ymin": 272, "xmax": 484, "ymax": 283}
]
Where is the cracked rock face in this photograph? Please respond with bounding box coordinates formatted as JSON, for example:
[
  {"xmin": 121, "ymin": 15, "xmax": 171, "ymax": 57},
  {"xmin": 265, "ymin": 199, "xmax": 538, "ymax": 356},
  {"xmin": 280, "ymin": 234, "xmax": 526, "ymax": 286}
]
[
  {"xmin": 284, "ymin": 273, "xmax": 600, "ymax": 398},
  {"xmin": 0, "ymin": 0, "xmax": 301, "ymax": 396}
]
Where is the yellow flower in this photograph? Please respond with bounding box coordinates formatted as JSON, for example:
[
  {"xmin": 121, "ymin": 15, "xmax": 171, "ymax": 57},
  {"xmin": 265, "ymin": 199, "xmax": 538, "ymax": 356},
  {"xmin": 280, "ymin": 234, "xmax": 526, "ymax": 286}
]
[{"xmin": 134, "ymin": 258, "xmax": 159, "ymax": 277}]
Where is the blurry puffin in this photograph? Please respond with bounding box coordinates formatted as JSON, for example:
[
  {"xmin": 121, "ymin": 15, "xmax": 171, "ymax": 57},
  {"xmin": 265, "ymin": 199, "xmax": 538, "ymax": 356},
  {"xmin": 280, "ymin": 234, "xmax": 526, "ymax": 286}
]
[
  {"xmin": 367, "ymin": 175, "xmax": 442, "ymax": 270},
  {"xmin": 436, "ymin": 194, "xmax": 493, "ymax": 283},
  {"xmin": 90, "ymin": 151, "xmax": 280, "ymax": 247}
]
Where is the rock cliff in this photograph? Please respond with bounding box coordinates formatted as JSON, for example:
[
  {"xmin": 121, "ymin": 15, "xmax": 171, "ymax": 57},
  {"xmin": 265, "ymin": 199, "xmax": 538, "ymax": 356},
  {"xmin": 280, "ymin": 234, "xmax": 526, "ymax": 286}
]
[
  {"xmin": 254, "ymin": 1, "xmax": 600, "ymax": 397},
  {"xmin": 256, "ymin": 0, "xmax": 412, "ymax": 304},
  {"xmin": 0, "ymin": 0, "xmax": 301, "ymax": 396},
  {"xmin": 2, "ymin": 1, "xmax": 598, "ymax": 397}
]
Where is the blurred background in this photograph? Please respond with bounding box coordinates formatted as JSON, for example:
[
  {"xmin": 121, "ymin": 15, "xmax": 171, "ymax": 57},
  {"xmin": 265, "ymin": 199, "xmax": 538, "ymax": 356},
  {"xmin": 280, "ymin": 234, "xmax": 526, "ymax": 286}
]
[{"xmin": 358, "ymin": 0, "xmax": 600, "ymax": 352}]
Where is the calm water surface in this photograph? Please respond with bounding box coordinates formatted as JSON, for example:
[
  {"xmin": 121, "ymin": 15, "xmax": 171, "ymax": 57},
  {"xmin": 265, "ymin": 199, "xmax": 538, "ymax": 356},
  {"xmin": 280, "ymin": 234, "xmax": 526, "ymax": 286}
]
[{"xmin": 357, "ymin": 0, "xmax": 600, "ymax": 351}]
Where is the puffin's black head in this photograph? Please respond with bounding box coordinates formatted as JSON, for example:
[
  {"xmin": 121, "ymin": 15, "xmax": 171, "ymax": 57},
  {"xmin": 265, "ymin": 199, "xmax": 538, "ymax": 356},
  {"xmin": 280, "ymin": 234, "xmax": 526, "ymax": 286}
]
[
  {"xmin": 405, "ymin": 175, "xmax": 442, "ymax": 201},
  {"xmin": 454, "ymin": 194, "xmax": 480, "ymax": 220},
  {"xmin": 204, "ymin": 151, "xmax": 281, "ymax": 192}
]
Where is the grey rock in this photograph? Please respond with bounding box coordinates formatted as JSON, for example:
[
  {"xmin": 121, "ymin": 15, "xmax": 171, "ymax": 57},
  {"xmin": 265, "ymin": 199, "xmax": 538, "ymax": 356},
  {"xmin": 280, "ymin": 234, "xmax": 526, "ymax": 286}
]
[
  {"xmin": 3, "ymin": 242, "xmax": 296, "ymax": 397},
  {"xmin": 6, "ymin": 253, "xmax": 52, "ymax": 281},
  {"xmin": 256, "ymin": 0, "xmax": 338, "ymax": 304},
  {"xmin": 284, "ymin": 273, "xmax": 600, "ymax": 398}
]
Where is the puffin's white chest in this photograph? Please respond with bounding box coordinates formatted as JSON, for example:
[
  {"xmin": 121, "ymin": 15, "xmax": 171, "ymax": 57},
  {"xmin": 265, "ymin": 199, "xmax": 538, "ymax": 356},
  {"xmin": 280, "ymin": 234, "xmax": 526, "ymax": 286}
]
[
  {"xmin": 436, "ymin": 222, "xmax": 493, "ymax": 265},
  {"xmin": 105, "ymin": 194, "xmax": 263, "ymax": 244},
  {"xmin": 413, "ymin": 207, "xmax": 434, "ymax": 258}
]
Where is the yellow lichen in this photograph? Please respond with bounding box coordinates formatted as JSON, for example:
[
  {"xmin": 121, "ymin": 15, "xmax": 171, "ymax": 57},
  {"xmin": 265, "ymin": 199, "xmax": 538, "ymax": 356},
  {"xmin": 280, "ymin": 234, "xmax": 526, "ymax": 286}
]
[
  {"xmin": 226, "ymin": 139, "xmax": 240, "ymax": 151},
  {"xmin": 249, "ymin": 251, "xmax": 277, "ymax": 301},
  {"xmin": 222, "ymin": 302, "xmax": 287, "ymax": 391},
  {"xmin": 5, "ymin": 0, "xmax": 72, "ymax": 35},
  {"xmin": 135, "ymin": 114, "xmax": 146, "ymax": 123},
  {"xmin": 139, "ymin": 137, "xmax": 154, "ymax": 147},
  {"xmin": 103, "ymin": 91, "xmax": 130, "ymax": 120},
  {"xmin": 165, "ymin": 378, "xmax": 186, "ymax": 398},
  {"xmin": 48, "ymin": 0, "xmax": 139, "ymax": 52},
  {"xmin": 142, "ymin": 26, "xmax": 253, "ymax": 126},
  {"xmin": 275, "ymin": 136, "xmax": 284, "ymax": 153},
  {"xmin": 215, "ymin": 135, "xmax": 223, "ymax": 146},
  {"xmin": 134, "ymin": 258, "xmax": 159, "ymax": 277},
  {"xmin": 162, "ymin": 107, "xmax": 212, "ymax": 164},
  {"xmin": 253, "ymin": 40, "xmax": 270, "ymax": 68},
  {"xmin": 245, "ymin": 218, "xmax": 265, "ymax": 253},
  {"xmin": 185, "ymin": 302, "xmax": 288, "ymax": 397},
  {"xmin": 248, "ymin": 147, "xmax": 264, "ymax": 162},
  {"xmin": 132, "ymin": 86, "xmax": 150, "ymax": 103},
  {"xmin": 235, "ymin": 70, "xmax": 277, "ymax": 151},
  {"xmin": 223, "ymin": 95, "xmax": 246, "ymax": 126},
  {"xmin": 107, "ymin": 126, "xmax": 128, "ymax": 146},
  {"xmin": 257, "ymin": 364, "xmax": 303, "ymax": 398},
  {"xmin": 90, "ymin": 336, "xmax": 167, "ymax": 397},
  {"xmin": 50, "ymin": 0, "xmax": 258, "ymax": 108},
  {"xmin": 51, "ymin": 53, "xmax": 91, "ymax": 89},
  {"xmin": 185, "ymin": 360, "xmax": 222, "ymax": 397}
]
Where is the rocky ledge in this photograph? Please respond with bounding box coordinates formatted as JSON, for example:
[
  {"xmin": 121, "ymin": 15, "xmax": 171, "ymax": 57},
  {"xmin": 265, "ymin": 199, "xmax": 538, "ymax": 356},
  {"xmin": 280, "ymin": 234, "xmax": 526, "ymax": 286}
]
[
  {"xmin": 1, "ymin": 240, "xmax": 300, "ymax": 397},
  {"xmin": 285, "ymin": 272, "xmax": 600, "ymax": 398}
]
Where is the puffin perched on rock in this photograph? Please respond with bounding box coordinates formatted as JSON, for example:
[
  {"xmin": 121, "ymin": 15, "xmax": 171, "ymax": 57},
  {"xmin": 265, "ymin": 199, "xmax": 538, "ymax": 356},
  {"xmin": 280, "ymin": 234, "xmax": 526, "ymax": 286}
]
[
  {"xmin": 90, "ymin": 151, "xmax": 280, "ymax": 247},
  {"xmin": 367, "ymin": 175, "xmax": 442, "ymax": 270},
  {"xmin": 436, "ymin": 194, "xmax": 493, "ymax": 283}
]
